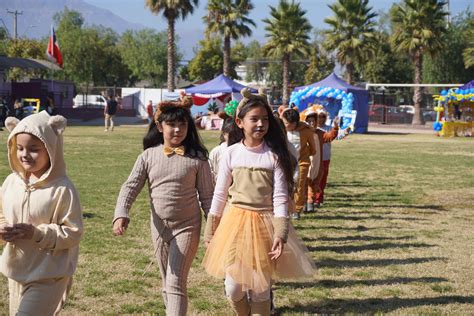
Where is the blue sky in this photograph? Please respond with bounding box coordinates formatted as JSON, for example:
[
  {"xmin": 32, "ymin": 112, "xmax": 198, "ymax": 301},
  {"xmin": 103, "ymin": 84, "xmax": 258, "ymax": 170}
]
[{"xmin": 85, "ymin": 0, "xmax": 473, "ymax": 59}]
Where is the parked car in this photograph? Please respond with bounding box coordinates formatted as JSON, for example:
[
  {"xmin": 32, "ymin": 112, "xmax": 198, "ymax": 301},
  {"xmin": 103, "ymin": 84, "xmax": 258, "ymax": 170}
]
[
  {"xmin": 73, "ymin": 94, "xmax": 107, "ymax": 108},
  {"xmin": 399, "ymin": 105, "xmax": 415, "ymax": 114},
  {"xmin": 369, "ymin": 104, "xmax": 413, "ymax": 124}
]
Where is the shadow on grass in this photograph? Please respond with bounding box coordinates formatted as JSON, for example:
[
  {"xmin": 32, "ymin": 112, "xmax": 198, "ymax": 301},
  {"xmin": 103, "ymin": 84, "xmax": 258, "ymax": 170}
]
[
  {"xmin": 308, "ymin": 242, "xmax": 435, "ymax": 254},
  {"xmin": 327, "ymin": 203, "xmax": 447, "ymax": 212},
  {"xmin": 316, "ymin": 256, "xmax": 447, "ymax": 268},
  {"xmin": 303, "ymin": 235, "xmax": 414, "ymax": 242},
  {"xmin": 278, "ymin": 276, "xmax": 449, "ymax": 289},
  {"xmin": 276, "ymin": 295, "xmax": 474, "ymax": 314},
  {"xmin": 328, "ymin": 182, "xmax": 395, "ymax": 188},
  {"xmin": 83, "ymin": 212, "xmax": 97, "ymax": 219},
  {"xmin": 312, "ymin": 214, "xmax": 428, "ymax": 222},
  {"xmin": 293, "ymin": 225, "xmax": 400, "ymax": 231}
]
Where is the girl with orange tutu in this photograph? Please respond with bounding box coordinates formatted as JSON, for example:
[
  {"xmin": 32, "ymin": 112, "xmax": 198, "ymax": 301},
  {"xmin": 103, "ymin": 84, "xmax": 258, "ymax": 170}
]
[{"xmin": 202, "ymin": 89, "xmax": 315, "ymax": 315}]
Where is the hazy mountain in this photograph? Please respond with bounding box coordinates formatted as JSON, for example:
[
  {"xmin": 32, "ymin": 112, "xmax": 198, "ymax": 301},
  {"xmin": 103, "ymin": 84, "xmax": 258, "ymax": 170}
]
[{"xmin": 0, "ymin": 0, "xmax": 146, "ymax": 39}]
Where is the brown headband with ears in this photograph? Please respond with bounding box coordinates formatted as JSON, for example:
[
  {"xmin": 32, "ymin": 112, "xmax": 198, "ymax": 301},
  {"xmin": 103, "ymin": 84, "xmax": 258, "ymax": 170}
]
[{"xmin": 154, "ymin": 95, "xmax": 193, "ymax": 123}]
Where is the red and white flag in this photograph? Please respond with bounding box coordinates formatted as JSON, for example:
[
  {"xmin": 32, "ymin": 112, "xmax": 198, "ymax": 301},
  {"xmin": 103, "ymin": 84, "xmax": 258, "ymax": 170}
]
[{"xmin": 46, "ymin": 25, "xmax": 63, "ymax": 68}]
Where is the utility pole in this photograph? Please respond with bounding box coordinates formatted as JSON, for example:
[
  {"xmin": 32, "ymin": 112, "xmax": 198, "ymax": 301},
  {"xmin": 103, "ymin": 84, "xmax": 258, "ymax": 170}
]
[{"xmin": 6, "ymin": 9, "xmax": 23, "ymax": 39}]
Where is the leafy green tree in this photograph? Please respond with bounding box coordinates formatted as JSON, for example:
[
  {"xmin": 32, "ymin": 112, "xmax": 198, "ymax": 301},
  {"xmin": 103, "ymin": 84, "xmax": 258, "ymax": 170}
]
[
  {"xmin": 0, "ymin": 26, "xmax": 8, "ymax": 55},
  {"xmin": 463, "ymin": 19, "xmax": 474, "ymax": 68},
  {"xmin": 145, "ymin": 0, "xmax": 199, "ymax": 91},
  {"xmin": 54, "ymin": 9, "xmax": 132, "ymax": 87},
  {"xmin": 391, "ymin": 0, "xmax": 447, "ymax": 124},
  {"xmin": 324, "ymin": 0, "xmax": 377, "ymax": 84},
  {"xmin": 424, "ymin": 10, "xmax": 474, "ymax": 83},
  {"xmin": 463, "ymin": 18, "xmax": 474, "ymax": 68},
  {"xmin": 304, "ymin": 47, "xmax": 335, "ymax": 85},
  {"xmin": 6, "ymin": 39, "xmax": 47, "ymax": 81},
  {"xmin": 244, "ymin": 40, "xmax": 266, "ymax": 83},
  {"xmin": 187, "ymin": 37, "xmax": 243, "ymax": 81},
  {"xmin": 304, "ymin": 30, "xmax": 335, "ymax": 84},
  {"xmin": 357, "ymin": 31, "xmax": 413, "ymax": 83},
  {"xmin": 187, "ymin": 37, "xmax": 223, "ymax": 81},
  {"xmin": 204, "ymin": 0, "xmax": 255, "ymax": 76},
  {"xmin": 263, "ymin": 0, "xmax": 311, "ymax": 105},
  {"xmin": 118, "ymin": 29, "xmax": 169, "ymax": 87}
]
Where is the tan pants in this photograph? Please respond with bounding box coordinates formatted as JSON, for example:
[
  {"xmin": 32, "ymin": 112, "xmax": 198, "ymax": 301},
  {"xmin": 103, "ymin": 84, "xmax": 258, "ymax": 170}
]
[
  {"xmin": 294, "ymin": 162, "xmax": 310, "ymax": 213},
  {"xmin": 8, "ymin": 276, "xmax": 71, "ymax": 316},
  {"xmin": 151, "ymin": 214, "xmax": 201, "ymax": 316}
]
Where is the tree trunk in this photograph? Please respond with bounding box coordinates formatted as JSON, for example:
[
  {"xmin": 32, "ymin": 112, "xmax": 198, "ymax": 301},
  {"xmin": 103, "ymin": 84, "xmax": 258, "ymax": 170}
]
[
  {"xmin": 412, "ymin": 51, "xmax": 424, "ymax": 125},
  {"xmin": 167, "ymin": 16, "xmax": 176, "ymax": 92},
  {"xmin": 282, "ymin": 53, "xmax": 290, "ymax": 106},
  {"xmin": 223, "ymin": 35, "xmax": 231, "ymax": 77},
  {"xmin": 346, "ymin": 63, "xmax": 354, "ymax": 85}
]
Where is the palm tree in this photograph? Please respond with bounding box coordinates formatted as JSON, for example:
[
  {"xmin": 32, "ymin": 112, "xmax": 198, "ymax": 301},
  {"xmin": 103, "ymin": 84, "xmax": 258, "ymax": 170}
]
[
  {"xmin": 324, "ymin": 0, "xmax": 377, "ymax": 85},
  {"xmin": 205, "ymin": 0, "xmax": 255, "ymax": 77},
  {"xmin": 145, "ymin": 0, "xmax": 199, "ymax": 91},
  {"xmin": 391, "ymin": 0, "xmax": 447, "ymax": 125},
  {"xmin": 263, "ymin": 0, "xmax": 311, "ymax": 106}
]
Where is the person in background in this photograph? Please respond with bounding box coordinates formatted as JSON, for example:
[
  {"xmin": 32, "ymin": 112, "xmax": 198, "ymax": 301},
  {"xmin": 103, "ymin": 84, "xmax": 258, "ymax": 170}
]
[
  {"xmin": 147, "ymin": 100, "xmax": 154, "ymax": 124},
  {"xmin": 104, "ymin": 95, "xmax": 118, "ymax": 132},
  {"xmin": 209, "ymin": 117, "xmax": 233, "ymax": 181},
  {"xmin": 280, "ymin": 108, "xmax": 316, "ymax": 219},
  {"xmin": 14, "ymin": 99, "xmax": 23, "ymax": 120}
]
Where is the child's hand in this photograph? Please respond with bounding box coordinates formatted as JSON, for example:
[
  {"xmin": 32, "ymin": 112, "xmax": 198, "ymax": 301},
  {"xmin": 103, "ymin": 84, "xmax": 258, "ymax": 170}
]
[
  {"xmin": 268, "ymin": 237, "xmax": 284, "ymax": 260},
  {"xmin": 1, "ymin": 224, "xmax": 35, "ymax": 241},
  {"xmin": 113, "ymin": 217, "xmax": 129, "ymax": 236},
  {"xmin": 333, "ymin": 116, "xmax": 340, "ymax": 128}
]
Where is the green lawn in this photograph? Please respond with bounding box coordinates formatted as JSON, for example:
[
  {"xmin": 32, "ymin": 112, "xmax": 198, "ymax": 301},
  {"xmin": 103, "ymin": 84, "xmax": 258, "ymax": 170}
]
[{"xmin": 0, "ymin": 126, "xmax": 473, "ymax": 314}]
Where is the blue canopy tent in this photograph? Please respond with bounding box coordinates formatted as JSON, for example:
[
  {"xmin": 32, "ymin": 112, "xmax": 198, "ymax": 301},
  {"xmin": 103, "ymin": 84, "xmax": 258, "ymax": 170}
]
[
  {"xmin": 185, "ymin": 74, "xmax": 256, "ymax": 94},
  {"xmin": 294, "ymin": 73, "xmax": 369, "ymax": 133},
  {"xmin": 185, "ymin": 74, "xmax": 257, "ymax": 117}
]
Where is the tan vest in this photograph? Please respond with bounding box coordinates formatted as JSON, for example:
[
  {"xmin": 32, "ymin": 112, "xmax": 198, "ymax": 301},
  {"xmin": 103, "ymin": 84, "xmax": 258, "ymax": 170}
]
[{"xmin": 228, "ymin": 167, "xmax": 274, "ymax": 211}]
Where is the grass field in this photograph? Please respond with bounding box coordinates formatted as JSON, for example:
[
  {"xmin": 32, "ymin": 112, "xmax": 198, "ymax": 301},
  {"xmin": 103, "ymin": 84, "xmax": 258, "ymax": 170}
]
[{"xmin": 0, "ymin": 125, "xmax": 473, "ymax": 314}]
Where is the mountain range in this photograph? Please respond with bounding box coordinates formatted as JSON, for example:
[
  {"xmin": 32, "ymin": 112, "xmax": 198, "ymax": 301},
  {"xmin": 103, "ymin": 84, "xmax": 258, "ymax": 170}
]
[{"xmin": 0, "ymin": 0, "xmax": 146, "ymax": 39}]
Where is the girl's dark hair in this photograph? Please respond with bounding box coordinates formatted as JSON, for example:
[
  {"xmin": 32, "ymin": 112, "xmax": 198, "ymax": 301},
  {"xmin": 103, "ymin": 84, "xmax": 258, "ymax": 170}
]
[
  {"xmin": 282, "ymin": 108, "xmax": 300, "ymax": 124},
  {"xmin": 143, "ymin": 105, "xmax": 208, "ymax": 160},
  {"xmin": 219, "ymin": 117, "xmax": 234, "ymax": 144},
  {"xmin": 228, "ymin": 99, "xmax": 295, "ymax": 193}
]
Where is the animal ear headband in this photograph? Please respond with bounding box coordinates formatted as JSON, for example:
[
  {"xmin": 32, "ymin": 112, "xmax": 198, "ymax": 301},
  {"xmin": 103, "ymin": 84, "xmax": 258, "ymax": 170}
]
[
  {"xmin": 236, "ymin": 88, "xmax": 269, "ymax": 116},
  {"xmin": 154, "ymin": 95, "xmax": 193, "ymax": 122}
]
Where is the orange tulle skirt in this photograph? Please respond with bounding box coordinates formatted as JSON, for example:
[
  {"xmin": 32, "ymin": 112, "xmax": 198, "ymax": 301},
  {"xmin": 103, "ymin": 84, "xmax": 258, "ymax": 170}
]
[{"xmin": 202, "ymin": 206, "xmax": 315, "ymax": 294}]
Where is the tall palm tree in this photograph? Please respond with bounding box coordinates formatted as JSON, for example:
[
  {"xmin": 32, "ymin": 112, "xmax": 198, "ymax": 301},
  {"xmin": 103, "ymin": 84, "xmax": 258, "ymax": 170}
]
[
  {"xmin": 324, "ymin": 0, "xmax": 377, "ymax": 85},
  {"xmin": 145, "ymin": 0, "xmax": 199, "ymax": 91},
  {"xmin": 263, "ymin": 0, "xmax": 311, "ymax": 106},
  {"xmin": 205, "ymin": 0, "xmax": 255, "ymax": 77},
  {"xmin": 391, "ymin": 0, "xmax": 447, "ymax": 125}
]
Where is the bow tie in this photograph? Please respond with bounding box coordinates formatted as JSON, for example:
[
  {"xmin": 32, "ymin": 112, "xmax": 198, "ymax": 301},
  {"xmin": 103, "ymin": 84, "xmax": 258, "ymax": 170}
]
[{"xmin": 163, "ymin": 146, "xmax": 185, "ymax": 156}]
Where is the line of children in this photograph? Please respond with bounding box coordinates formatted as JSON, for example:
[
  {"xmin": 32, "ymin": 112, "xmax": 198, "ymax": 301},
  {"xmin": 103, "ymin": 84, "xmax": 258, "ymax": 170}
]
[
  {"xmin": 0, "ymin": 111, "xmax": 83, "ymax": 315},
  {"xmin": 0, "ymin": 98, "xmax": 318, "ymax": 315},
  {"xmin": 303, "ymin": 106, "xmax": 339, "ymax": 211},
  {"xmin": 202, "ymin": 89, "xmax": 315, "ymax": 314},
  {"xmin": 279, "ymin": 107, "xmax": 316, "ymax": 219}
]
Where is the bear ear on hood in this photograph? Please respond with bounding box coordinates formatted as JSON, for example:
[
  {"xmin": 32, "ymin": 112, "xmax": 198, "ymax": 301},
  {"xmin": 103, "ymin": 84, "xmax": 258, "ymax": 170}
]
[
  {"xmin": 5, "ymin": 117, "xmax": 20, "ymax": 133},
  {"xmin": 48, "ymin": 115, "xmax": 67, "ymax": 135}
]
